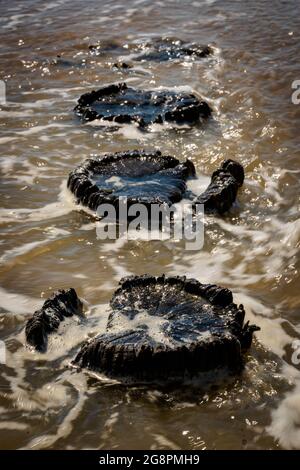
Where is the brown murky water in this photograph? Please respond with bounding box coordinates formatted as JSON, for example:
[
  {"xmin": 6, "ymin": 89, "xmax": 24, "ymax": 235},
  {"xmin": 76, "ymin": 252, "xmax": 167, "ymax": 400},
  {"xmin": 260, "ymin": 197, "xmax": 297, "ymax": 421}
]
[{"xmin": 0, "ymin": 0, "xmax": 300, "ymax": 450}]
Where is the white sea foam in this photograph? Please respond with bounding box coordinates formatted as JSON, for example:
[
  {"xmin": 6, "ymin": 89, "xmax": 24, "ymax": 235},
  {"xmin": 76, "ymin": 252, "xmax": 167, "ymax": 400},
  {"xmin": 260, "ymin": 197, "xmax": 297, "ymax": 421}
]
[
  {"xmin": 0, "ymin": 287, "xmax": 42, "ymax": 315},
  {"xmin": 267, "ymin": 364, "xmax": 300, "ymax": 449}
]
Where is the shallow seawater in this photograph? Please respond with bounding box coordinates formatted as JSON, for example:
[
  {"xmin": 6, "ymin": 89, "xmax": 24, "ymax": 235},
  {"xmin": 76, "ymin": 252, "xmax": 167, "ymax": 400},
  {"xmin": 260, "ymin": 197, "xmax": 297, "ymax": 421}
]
[{"xmin": 0, "ymin": 0, "xmax": 300, "ymax": 450}]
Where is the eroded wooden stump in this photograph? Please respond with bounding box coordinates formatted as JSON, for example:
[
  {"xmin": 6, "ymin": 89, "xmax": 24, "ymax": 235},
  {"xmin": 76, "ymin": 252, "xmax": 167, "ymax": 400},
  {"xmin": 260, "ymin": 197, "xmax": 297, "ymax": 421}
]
[
  {"xmin": 133, "ymin": 37, "xmax": 213, "ymax": 62},
  {"xmin": 73, "ymin": 275, "xmax": 259, "ymax": 380},
  {"xmin": 67, "ymin": 150, "xmax": 195, "ymax": 212},
  {"xmin": 197, "ymin": 159, "xmax": 245, "ymax": 214},
  {"xmin": 88, "ymin": 37, "xmax": 213, "ymax": 63},
  {"xmin": 25, "ymin": 288, "xmax": 83, "ymax": 352},
  {"xmin": 74, "ymin": 83, "xmax": 211, "ymax": 127}
]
